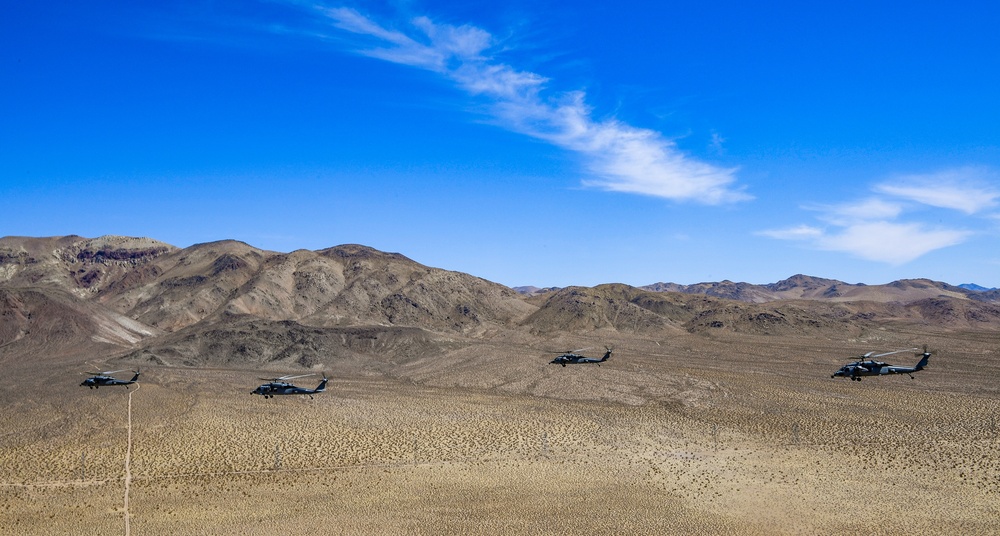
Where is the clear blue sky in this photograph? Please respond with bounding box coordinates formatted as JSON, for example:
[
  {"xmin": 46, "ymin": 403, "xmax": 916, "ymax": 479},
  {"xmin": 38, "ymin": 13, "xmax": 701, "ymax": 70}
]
[{"xmin": 3, "ymin": 1, "xmax": 999, "ymax": 288}]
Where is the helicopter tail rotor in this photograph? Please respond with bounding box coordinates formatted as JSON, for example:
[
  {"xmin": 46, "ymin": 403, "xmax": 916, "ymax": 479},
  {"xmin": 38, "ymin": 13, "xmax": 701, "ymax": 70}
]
[
  {"xmin": 914, "ymin": 345, "xmax": 936, "ymax": 371},
  {"xmin": 315, "ymin": 373, "xmax": 329, "ymax": 393}
]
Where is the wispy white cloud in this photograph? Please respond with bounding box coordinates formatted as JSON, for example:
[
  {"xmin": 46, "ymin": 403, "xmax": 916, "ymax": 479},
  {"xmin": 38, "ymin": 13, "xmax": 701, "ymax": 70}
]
[
  {"xmin": 758, "ymin": 225, "xmax": 823, "ymax": 241},
  {"xmin": 816, "ymin": 222, "xmax": 969, "ymax": 264},
  {"xmin": 874, "ymin": 167, "xmax": 1000, "ymax": 214},
  {"xmin": 325, "ymin": 9, "xmax": 495, "ymax": 72},
  {"xmin": 709, "ymin": 131, "xmax": 726, "ymax": 154},
  {"xmin": 319, "ymin": 7, "xmax": 748, "ymax": 205},
  {"xmin": 760, "ymin": 167, "xmax": 997, "ymax": 264},
  {"xmin": 760, "ymin": 220, "xmax": 970, "ymax": 264},
  {"xmin": 807, "ymin": 197, "xmax": 904, "ymax": 225}
]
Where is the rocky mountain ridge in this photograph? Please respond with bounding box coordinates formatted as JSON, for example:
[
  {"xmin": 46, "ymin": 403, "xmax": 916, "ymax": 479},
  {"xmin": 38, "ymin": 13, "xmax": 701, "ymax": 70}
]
[
  {"xmin": 2, "ymin": 235, "xmax": 999, "ymax": 373},
  {"xmin": 641, "ymin": 273, "xmax": 993, "ymax": 304}
]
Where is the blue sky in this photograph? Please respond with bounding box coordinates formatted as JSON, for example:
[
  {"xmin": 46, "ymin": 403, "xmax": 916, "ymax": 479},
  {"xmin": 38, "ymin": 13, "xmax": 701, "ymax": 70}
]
[{"xmin": 3, "ymin": 1, "xmax": 999, "ymax": 288}]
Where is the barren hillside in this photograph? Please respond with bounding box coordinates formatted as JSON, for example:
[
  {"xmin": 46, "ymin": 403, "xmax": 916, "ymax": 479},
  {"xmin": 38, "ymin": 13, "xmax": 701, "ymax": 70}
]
[
  {"xmin": 3, "ymin": 235, "xmax": 1000, "ymax": 379},
  {"xmin": 2, "ymin": 235, "xmax": 1000, "ymax": 534},
  {"xmin": 643, "ymin": 273, "xmax": 987, "ymax": 304}
]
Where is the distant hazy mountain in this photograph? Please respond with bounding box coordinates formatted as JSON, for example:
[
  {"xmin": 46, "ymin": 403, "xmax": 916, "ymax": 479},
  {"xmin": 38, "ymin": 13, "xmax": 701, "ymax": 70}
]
[
  {"xmin": 511, "ymin": 286, "xmax": 561, "ymax": 297},
  {"xmin": 960, "ymin": 283, "xmax": 998, "ymax": 292},
  {"xmin": 641, "ymin": 274, "xmax": 982, "ymax": 304}
]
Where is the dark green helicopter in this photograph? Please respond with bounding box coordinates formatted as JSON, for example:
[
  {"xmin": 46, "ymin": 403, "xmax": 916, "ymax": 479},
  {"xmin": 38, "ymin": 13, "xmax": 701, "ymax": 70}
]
[
  {"xmin": 831, "ymin": 346, "xmax": 934, "ymax": 381},
  {"xmin": 80, "ymin": 369, "xmax": 140, "ymax": 389},
  {"xmin": 549, "ymin": 347, "xmax": 613, "ymax": 367},
  {"xmin": 252, "ymin": 373, "xmax": 328, "ymax": 399}
]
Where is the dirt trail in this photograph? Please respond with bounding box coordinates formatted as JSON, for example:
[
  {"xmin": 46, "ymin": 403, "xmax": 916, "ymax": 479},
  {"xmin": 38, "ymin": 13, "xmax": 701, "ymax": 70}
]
[{"xmin": 124, "ymin": 384, "xmax": 138, "ymax": 536}]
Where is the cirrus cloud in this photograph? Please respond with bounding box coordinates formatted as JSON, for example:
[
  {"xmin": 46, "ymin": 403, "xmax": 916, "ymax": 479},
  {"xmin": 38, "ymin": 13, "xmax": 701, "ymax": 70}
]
[
  {"xmin": 319, "ymin": 7, "xmax": 749, "ymax": 205},
  {"xmin": 759, "ymin": 168, "xmax": 996, "ymax": 264},
  {"xmin": 874, "ymin": 167, "xmax": 1000, "ymax": 214},
  {"xmin": 813, "ymin": 222, "xmax": 970, "ymax": 264}
]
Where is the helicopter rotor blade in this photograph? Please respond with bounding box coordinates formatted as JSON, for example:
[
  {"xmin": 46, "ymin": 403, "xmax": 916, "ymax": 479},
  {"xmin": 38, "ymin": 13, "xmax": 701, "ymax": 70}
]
[
  {"xmin": 543, "ymin": 347, "xmax": 591, "ymax": 355},
  {"xmin": 288, "ymin": 373, "xmax": 316, "ymax": 380},
  {"xmin": 278, "ymin": 374, "xmax": 316, "ymax": 381},
  {"xmin": 257, "ymin": 373, "xmax": 315, "ymax": 381},
  {"xmin": 872, "ymin": 348, "xmax": 919, "ymax": 358}
]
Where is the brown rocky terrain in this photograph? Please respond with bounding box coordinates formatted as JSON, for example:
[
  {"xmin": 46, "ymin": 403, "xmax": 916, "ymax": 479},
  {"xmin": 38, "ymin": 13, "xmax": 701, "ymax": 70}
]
[
  {"xmin": 1, "ymin": 235, "xmax": 999, "ymax": 534},
  {"xmin": 643, "ymin": 273, "xmax": 983, "ymax": 304}
]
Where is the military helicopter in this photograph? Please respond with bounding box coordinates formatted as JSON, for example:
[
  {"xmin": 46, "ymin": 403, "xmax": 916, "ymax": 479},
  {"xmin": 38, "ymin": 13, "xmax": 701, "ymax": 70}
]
[
  {"xmin": 831, "ymin": 346, "xmax": 934, "ymax": 381},
  {"xmin": 80, "ymin": 369, "xmax": 140, "ymax": 389},
  {"xmin": 549, "ymin": 347, "xmax": 613, "ymax": 367},
  {"xmin": 251, "ymin": 373, "xmax": 328, "ymax": 399}
]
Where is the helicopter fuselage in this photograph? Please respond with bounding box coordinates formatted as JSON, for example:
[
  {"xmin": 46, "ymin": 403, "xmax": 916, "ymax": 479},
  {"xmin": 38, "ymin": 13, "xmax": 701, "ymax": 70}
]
[
  {"xmin": 549, "ymin": 349, "xmax": 613, "ymax": 367},
  {"xmin": 832, "ymin": 352, "xmax": 931, "ymax": 381},
  {"xmin": 80, "ymin": 372, "xmax": 140, "ymax": 389},
  {"xmin": 252, "ymin": 378, "xmax": 328, "ymax": 398}
]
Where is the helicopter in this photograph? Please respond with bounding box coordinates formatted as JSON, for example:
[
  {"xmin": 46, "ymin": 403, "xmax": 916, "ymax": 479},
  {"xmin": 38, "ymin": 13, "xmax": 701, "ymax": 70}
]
[
  {"xmin": 80, "ymin": 369, "xmax": 140, "ymax": 389},
  {"xmin": 831, "ymin": 346, "xmax": 934, "ymax": 381},
  {"xmin": 549, "ymin": 347, "xmax": 613, "ymax": 367},
  {"xmin": 251, "ymin": 373, "xmax": 328, "ymax": 399}
]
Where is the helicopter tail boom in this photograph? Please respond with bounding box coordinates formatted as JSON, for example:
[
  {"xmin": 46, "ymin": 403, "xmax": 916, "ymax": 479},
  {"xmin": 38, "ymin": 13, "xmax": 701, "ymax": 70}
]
[{"xmin": 314, "ymin": 376, "xmax": 328, "ymax": 393}]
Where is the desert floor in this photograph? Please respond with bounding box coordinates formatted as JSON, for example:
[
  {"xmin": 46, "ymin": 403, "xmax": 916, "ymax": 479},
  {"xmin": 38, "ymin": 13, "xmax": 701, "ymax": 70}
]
[{"xmin": 2, "ymin": 328, "xmax": 999, "ymax": 534}]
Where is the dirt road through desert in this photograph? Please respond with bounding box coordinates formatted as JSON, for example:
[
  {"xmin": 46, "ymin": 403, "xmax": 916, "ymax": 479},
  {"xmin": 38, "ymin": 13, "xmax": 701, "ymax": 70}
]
[{"xmin": 124, "ymin": 384, "xmax": 137, "ymax": 536}]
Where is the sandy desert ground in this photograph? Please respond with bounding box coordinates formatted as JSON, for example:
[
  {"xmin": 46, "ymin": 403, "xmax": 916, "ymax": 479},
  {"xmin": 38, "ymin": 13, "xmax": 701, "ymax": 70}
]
[{"xmin": 2, "ymin": 327, "xmax": 999, "ymax": 535}]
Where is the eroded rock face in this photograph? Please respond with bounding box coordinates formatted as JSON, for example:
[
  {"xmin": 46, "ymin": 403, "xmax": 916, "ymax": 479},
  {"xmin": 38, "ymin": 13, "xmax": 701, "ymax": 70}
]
[
  {"xmin": 0, "ymin": 235, "xmax": 177, "ymax": 294},
  {"xmin": 0, "ymin": 288, "xmax": 30, "ymax": 346},
  {"xmin": 72, "ymin": 236, "xmax": 175, "ymax": 263}
]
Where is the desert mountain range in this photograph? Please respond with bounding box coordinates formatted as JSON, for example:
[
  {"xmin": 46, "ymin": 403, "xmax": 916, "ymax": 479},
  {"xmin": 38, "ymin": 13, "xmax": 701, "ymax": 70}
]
[{"xmin": 2, "ymin": 235, "xmax": 999, "ymax": 375}]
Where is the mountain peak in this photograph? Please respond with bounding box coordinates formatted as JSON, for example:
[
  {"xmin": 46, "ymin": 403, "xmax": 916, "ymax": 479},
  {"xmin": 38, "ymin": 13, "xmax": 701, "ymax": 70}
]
[
  {"xmin": 960, "ymin": 283, "xmax": 998, "ymax": 292},
  {"xmin": 767, "ymin": 274, "xmax": 846, "ymax": 292},
  {"xmin": 318, "ymin": 244, "xmax": 418, "ymax": 264}
]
